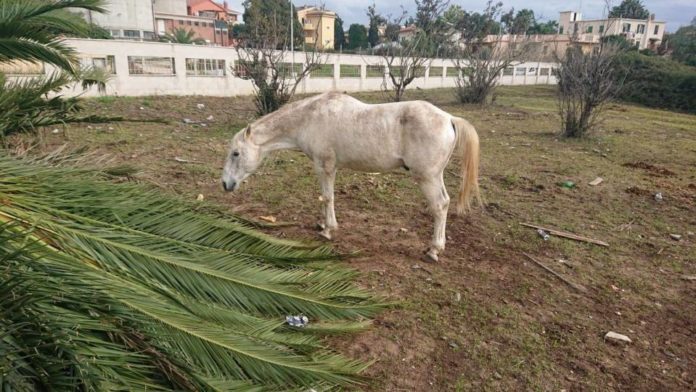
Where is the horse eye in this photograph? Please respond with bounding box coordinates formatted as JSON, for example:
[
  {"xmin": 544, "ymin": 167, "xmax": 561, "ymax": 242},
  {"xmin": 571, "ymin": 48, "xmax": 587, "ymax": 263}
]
[{"xmin": 232, "ymin": 151, "xmax": 240, "ymax": 157}]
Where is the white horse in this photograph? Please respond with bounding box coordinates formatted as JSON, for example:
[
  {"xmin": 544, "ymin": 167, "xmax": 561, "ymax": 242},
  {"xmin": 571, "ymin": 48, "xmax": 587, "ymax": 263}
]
[{"xmin": 222, "ymin": 92, "xmax": 481, "ymax": 262}]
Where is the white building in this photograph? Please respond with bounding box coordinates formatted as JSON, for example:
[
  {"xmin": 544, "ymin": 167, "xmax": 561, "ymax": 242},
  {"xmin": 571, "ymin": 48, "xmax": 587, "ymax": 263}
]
[
  {"xmin": 558, "ymin": 11, "xmax": 666, "ymax": 50},
  {"xmin": 79, "ymin": 0, "xmax": 157, "ymax": 40}
]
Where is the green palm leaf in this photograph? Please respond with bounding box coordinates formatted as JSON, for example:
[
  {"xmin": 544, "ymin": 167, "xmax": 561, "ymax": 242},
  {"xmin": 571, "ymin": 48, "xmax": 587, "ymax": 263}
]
[{"xmin": 0, "ymin": 154, "xmax": 387, "ymax": 390}]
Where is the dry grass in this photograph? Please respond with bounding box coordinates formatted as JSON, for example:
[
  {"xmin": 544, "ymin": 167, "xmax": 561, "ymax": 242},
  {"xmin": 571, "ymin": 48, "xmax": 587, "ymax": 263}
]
[{"xmin": 16, "ymin": 85, "xmax": 696, "ymax": 391}]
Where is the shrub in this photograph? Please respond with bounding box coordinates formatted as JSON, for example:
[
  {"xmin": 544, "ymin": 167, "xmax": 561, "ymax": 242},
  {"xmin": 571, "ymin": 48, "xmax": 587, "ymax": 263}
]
[{"xmin": 616, "ymin": 52, "xmax": 696, "ymax": 114}]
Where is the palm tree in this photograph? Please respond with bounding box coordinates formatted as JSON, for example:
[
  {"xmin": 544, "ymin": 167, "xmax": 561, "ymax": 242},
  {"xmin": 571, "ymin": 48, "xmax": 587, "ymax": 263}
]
[
  {"xmin": 0, "ymin": 0, "xmax": 107, "ymax": 75},
  {"xmin": 0, "ymin": 0, "xmax": 114, "ymax": 137},
  {"xmin": 0, "ymin": 154, "xmax": 385, "ymax": 390},
  {"xmin": 161, "ymin": 27, "xmax": 207, "ymax": 45}
]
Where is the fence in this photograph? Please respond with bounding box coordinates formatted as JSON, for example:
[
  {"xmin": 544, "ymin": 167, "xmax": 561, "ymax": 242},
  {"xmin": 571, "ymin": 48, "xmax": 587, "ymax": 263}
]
[{"xmin": 13, "ymin": 39, "xmax": 558, "ymax": 97}]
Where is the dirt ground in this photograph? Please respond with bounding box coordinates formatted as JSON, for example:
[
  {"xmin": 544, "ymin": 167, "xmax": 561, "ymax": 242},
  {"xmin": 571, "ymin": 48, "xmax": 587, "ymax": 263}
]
[{"xmin": 15, "ymin": 86, "xmax": 696, "ymax": 391}]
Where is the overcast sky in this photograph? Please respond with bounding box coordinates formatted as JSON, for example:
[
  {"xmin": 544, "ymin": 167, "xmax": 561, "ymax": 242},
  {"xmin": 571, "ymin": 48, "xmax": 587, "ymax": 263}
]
[{"xmin": 225, "ymin": 1, "xmax": 695, "ymax": 32}]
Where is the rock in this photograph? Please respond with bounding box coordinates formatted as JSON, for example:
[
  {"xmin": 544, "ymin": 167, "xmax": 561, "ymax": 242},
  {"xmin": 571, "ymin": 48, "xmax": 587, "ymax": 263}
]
[
  {"xmin": 206, "ymin": 115, "xmax": 214, "ymax": 121},
  {"xmin": 681, "ymin": 275, "xmax": 696, "ymax": 281},
  {"xmin": 454, "ymin": 292, "xmax": 461, "ymax": 302},
  {"xmin": 196, "ymin": 103, "xmax": 205, "ymax": 109},
  {"xmin": 493, "ymin": 371, "xmax": 502, "ymax": 380},
  {"xmin": 51, "ymin": 128, "xmax": 60, "ymax": 134},
  {"xmin": 258, "ymin": 215, "xmax": 277, "ymax": 223},
  {"xmin": 200, "ymin": 123, "xmax": 207, "ymax": 127},
  {"xmin": 589, "ymin": 177, "xmax": 604, "ymax": 186},
  {"xmin": 196, "ymin": 194, "xmax": 204, "ymax": 201},
  {"xmin": 670, "ymin": 234, "xmax": 682, "ymax": 241},
  {"xmin": 139, "ymin": 106, "xmax": 145, "ymax": 110},
  {"xmin": 654, "ymin": 192, "xmax": 663, "ymax": 202},
  {"xmin": 604, "ymin": 331, "xmax": 632, "ymax": 343},
  {"xmin": 182, "ymin": 118, "xmax": 194, "ymax": 124},
  {"xmin": 399, "ymin": 227, "xmax": 409, "ymax": 233},
  {"xmin": 411, "ymin": 264, "xmax": 421, "ymax": 270},
  {"xmin": 448, "ymin": 341, "xmax": 459, "ymax": 349}
]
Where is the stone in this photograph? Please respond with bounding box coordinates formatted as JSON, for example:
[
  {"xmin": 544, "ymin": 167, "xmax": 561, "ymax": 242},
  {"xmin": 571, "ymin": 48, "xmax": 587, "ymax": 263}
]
[{"xmin": 604, "ymin": 331, "xmax": 631, "ymax": 343}]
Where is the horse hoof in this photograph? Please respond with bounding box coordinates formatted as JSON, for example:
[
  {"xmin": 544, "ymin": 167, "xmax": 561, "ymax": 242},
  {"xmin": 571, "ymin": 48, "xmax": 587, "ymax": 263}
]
[
  {"xmin": 318, "ymin": 230, "xmax": 332, "ymax": 241},
  {"xmin": 422, "ymin": 250, "xmax": 439, "ymax": 263},
  {"xmin": 316, "ymin": 222, "xmax": 326, "ymax": 230}
]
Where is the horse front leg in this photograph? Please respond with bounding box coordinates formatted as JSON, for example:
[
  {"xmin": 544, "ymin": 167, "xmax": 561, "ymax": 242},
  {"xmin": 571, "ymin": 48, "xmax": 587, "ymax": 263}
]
[
  {"xmin": 418, "ymin": 175, "xmax": 450, "ymax": 263},
  {"xmin": 314, "ymin": 161, "xmax": 337, "ymax": 240}
]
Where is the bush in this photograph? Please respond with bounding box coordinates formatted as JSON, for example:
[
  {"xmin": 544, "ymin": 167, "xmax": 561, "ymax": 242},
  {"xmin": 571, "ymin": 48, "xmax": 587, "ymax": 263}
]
[{"xmin": 616, "ymin": 52, "xmax": 696, "ymax": 114}]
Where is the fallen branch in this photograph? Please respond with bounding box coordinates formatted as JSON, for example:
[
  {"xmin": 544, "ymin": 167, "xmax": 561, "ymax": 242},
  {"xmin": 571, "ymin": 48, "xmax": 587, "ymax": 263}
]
[
  {"xmin": 521, "ymin": 223, "xmax": 609, "ymax": 247},
  {"xmin": 523, "ymin": 253, "xmax": 587, "ymax": 293}
]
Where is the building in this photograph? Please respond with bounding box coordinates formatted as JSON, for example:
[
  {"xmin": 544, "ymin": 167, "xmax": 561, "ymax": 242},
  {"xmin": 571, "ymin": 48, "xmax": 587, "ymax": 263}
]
[
  {"xmin": 296, "ymin": 6, "xmax": 336, "ymax": 50},
  {"xmin": 78, "ymin": 0, "xmax": 157, "ymax": 40},
  {"xmin": 154, "ymin": 0, "xmax": 240, "ymax": 46},
  {"xmin": 398, "ymin": 25, "xmax": 417, "ymax": 42},
  {"xmin": 187, "ymin": 0, "xmax": 240, "ymax": 24},
  {"xmin": 558, "ymin": 11, "xmax": 665, "ymax": 50}
]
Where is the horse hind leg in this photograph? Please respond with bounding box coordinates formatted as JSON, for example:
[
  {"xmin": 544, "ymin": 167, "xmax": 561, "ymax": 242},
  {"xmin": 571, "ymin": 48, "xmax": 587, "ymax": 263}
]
[{"xmin": 418, "ymin": 174, "xmax": 450, "ymax": 263}]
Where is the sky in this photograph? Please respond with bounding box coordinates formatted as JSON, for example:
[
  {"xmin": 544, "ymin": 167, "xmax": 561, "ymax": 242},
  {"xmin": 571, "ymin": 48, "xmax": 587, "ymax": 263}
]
[{"xmin": 225, "ymin": 0, "xmax": 695, "ymax": 32}]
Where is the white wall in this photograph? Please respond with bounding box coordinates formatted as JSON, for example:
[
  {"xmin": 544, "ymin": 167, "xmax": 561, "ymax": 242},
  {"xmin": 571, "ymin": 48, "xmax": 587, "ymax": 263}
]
[
  {"xmin": 153, "ymin": 0, "xmax": 186, "ymax": 15},
  {"xmin": 53, "ymin": 39, "xmax": 558, "ymax": 97},
  {"xmin": 87, "ymin": 0, "xmax": 155, "ymax": 34}
]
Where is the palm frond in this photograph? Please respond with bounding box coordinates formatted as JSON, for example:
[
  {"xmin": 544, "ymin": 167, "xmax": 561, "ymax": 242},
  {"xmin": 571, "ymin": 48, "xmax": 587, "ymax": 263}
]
[{"xmin": 0, "ymin": 154, "xmax": 387, "ymax": 390}]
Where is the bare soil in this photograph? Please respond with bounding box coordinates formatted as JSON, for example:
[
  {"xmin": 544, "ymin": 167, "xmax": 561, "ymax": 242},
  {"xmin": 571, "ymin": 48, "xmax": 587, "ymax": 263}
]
[{"xmin": 15, "ymin": 86, "xmax": 696, "ymax": 391}]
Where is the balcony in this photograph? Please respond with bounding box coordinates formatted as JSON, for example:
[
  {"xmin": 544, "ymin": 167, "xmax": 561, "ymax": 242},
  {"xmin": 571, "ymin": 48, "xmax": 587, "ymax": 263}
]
[{"xmin": 303, "ymin": 22, "xmax": 314, "ymax": 30}]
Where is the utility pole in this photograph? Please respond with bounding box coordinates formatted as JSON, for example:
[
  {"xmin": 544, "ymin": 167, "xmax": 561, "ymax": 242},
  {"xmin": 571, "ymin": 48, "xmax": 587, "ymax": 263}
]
[{"xmin": 290, "ymin": 1, "xmax": 295, "ymax": 78}]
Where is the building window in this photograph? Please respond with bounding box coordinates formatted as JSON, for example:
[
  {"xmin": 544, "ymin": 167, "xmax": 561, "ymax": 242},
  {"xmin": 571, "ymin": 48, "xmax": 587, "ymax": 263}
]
[
  {"xmin": 82, "ymin": 55, "xmax": 116, "ymax": 74},
  {"xmin": 542, "ymin": 45, "xmax": 548, "ymax": 55},
  {"xmin": 637, "ymin": 24, "xmax": 645, "ymax": 34},
  {"xmin": 187, "ymin": 20, "xmax": 192, "ymax": 25},
  {"xmin": 515, "ymin": 67, "xmax": 526, "ymax": 76},
  {"xmin": 539, "ymin": 68, "xmax": 550, "ymax": 76},
  {"xmin": 110, "ymin": 29, "xmax": 121, "ymax": 38},
  {"xmin": 559, "ymin": 26, "xmax": 564, "ymax": 34},
  {"xmin": 622, "ymin": 23, "xmax": 631, "ymax": 32},
  {"xmin": 127, "ymin": 56, "xmax": 175, "ymax": 75},
  {"xmin": 123, "ymin": 30, "xmax": 140, "ymax": 39},
  {"xmin": 194, "ymin": 21, "xmax": 199, "ymax": 26},
  {"xmin": 586, "ymin": 26, "xmax": 593, "ymax": 33},
  {"xmin": 185, "ymin": 58, "xmax": 225, "ymax": 76},
  {"xmin": 142, "ymin": 31, "xmax": 155, "ymax": 40},
  {"xmin": 503, "ymin": 67, "xmax": 514, "ymax": 76},
  {"xmin": 654, "ymin": 25, "xmax": 659, "ymax": 35},
  {"xmin": 599, "ymin": 25, "xmax": 605, "ymax": 33},
  {"xmin": 179, "ymin": 20, "xmax": 184, "ymax": 25},
  {"xmin": 445, "ymin": 66, "xmax": 459, "ymax": 77}
]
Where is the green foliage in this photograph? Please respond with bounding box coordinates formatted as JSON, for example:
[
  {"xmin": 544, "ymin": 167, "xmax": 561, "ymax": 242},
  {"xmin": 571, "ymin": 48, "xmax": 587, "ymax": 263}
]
[
  {"xmin": 616, "ymin": 51, "xmax": 696, "ymax": 113},
  {"xmin": 334, "ymin": 15, "xmax": 345, "ymax": 50},
  {"xmin": 608, "ymin": 0, "xmax": 650, "ymax": 19},
  {"xmin": 0, "ymin": 154, "xmax": 386, "ymax": 390},
  {"xmin": 0, "ymin": 0, "xmax": 107, "ymax": 75},
  {"xmin": 366, "ymin": 3, "xmax": 383, "ymax": 47},
  {"xmin": 160, "ymin": 27, "xmax": 206, "ymax": 44},
  {"xmin": 242, "ymin": 0, "xmax": 302, "ymax": 47},
  {"xmin": 347, "ymin": 24, "xmax": 368, "ymax": 50},
  {"xmin": 669, "ymin": 23, "xmax": 696, "ymax": 66}
]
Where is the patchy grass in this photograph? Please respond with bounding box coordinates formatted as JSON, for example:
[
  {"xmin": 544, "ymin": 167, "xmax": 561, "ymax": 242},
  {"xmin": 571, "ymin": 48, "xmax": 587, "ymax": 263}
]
[{"xmin": 15, "ymin": 86, "xmax": 696, "ymax": 391}]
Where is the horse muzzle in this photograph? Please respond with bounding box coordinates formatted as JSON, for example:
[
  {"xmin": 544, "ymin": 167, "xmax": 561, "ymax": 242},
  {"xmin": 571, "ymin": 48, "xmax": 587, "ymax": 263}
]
[{"xmin": 221, "ymin": 179, "xmax": 237, "ymax": 192}]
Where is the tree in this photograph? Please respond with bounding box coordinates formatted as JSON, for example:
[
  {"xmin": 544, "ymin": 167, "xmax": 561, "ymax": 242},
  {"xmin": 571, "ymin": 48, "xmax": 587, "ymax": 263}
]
[
  {"xmin": 0, "ymin": 0, "xmax": 118, "ymax": 137},
  {"xmin": 334, "ymin": 15, "xmax": 345, "ymax": 50},
  {"xmin": 385, "ymin": 22, "xmax": 401, "ymax": 42},
  {"xmin": 378, "ymin": 0, "xmax": 450, "ymax": 101},
  {"xmin": 528, "ymin": 20, "xmax": 559, "ymax": 35},
  {"xmin": 609, "ymin": 0, "xmax": 650, "ymax": 19},
  {"xmin": 556, "ymin": 41, "xmax": 626, "ymax": 137},
  {"xmin": 160, "ymin": 27, "xmax": 206, "ymax": 44},
  {"xmin": 242, "ymin": 0, "xmax": 302, "ymax": 47},
  {"xmin": 669, "ymin": 21, "xmax": 696, "ymax": 66},
  {"xmin": 347, "ymin": 23, "xmax": 368, "ymax": 49},
  {"xmin": 366, "ymin": 3, "xmax": 384, "ymax": 47},
  {"xmin": 235, "ymin": 0, "xmax": 324, "ymax": 115},
  {"xmin": 450, "ymin": 1, "xmax": 531, "ymax": 104}
]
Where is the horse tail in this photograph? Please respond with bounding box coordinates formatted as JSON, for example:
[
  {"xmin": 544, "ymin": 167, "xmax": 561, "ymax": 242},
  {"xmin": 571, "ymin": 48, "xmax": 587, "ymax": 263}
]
[{"xmin": 452, "ymin": 116, "xmax": 482, "ymax": 215}]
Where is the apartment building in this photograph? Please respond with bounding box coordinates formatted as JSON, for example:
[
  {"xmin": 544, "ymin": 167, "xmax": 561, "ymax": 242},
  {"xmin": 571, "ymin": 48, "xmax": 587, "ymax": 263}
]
[
  {"xmin": 296, "ymin": 6, "xmax": 336, "ymax": 50},
  {"xmin": 78, "ymin": 0, "xmax": 157, "ymax": 40},
  {"xmin": 558, "ymin": 11, "xmax": 666, "ymax": 50}
]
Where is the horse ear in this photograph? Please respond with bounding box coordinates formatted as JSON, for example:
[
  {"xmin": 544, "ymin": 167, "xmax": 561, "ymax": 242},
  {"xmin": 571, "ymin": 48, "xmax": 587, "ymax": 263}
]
[{"xmin": 244, "ymin": 126, "xmax": 252, "ymax": 140}]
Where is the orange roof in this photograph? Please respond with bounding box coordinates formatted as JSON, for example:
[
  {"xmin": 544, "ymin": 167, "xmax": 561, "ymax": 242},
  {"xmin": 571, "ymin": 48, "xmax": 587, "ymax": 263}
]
[{"xmin": 187, "ymin": 0, "xmax": 240, "ymax": 15}]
